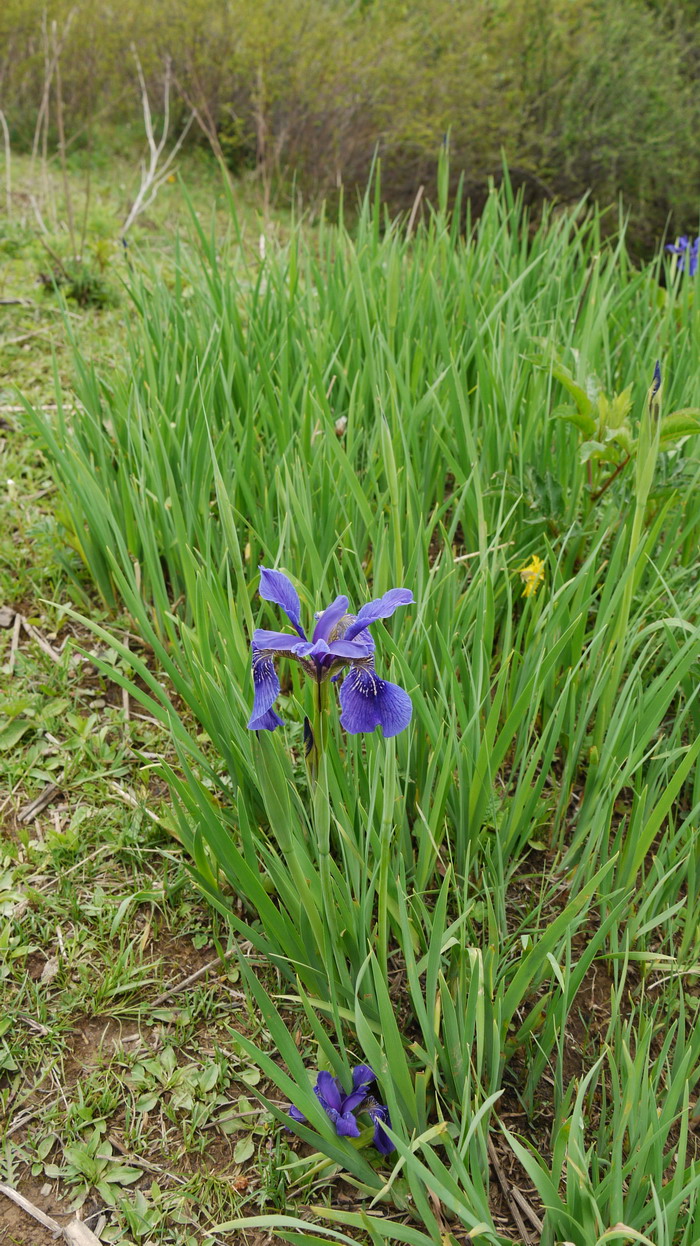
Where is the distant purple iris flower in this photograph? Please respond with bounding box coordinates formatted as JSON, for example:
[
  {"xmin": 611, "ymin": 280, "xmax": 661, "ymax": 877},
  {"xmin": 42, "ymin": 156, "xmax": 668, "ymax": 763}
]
[
  {"xmin": 247, "ymin": 566, "xmax": 413, "ymax": 737},
  {"xmin": 289, "ymin": 1063, "xmax": 395, "ymax": 1155},
  {"xmin": 666, "ymin": 236, "xmax": 699, "ymax": 278}
]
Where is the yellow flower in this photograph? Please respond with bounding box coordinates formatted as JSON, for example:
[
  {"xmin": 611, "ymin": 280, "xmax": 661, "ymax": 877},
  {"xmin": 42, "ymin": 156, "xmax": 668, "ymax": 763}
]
[{"xmin": 519, "ymin": 554, "xmax": 545, "ymax": 598}]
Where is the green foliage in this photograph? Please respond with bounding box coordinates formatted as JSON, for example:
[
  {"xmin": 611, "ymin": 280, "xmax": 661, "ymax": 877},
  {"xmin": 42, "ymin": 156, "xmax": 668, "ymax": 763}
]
[
  {"xmin": 39, "ymin": 258, "xmax": 118, "ymax": 308},
  {"xmin": 20, "ymin": 173, "xmax": 700, "ymax": 1242},
  {"xmin": 1, "ymin": 0, "xmax": 699, "ymax": 240}
]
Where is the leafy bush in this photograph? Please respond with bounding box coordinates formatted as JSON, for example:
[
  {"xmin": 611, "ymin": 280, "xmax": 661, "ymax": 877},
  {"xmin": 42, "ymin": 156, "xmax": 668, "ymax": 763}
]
[{"xmin": 1, "ymin": 0, "xmax": 699, "ymax": 245}]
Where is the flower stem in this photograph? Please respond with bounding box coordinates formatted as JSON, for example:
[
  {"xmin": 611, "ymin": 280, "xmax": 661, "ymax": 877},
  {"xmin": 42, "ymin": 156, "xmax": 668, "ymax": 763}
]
[
  {"xmin": 377, "ymin": 739, "xmax": 396, "ymax": 984},
  {"xmin": 306, "ymin": 677, "xmax": 329, "ymax": 790},
  {"xmin": 308, "ymin": 679, "xmax": 341, "ymax": 974}
]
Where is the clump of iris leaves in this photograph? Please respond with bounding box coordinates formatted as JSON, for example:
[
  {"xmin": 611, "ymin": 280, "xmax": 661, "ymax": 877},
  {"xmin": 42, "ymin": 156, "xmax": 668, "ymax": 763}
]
[{"xmin": 23, "ymin": 163, "xmax": 700, "ymax": 1246}]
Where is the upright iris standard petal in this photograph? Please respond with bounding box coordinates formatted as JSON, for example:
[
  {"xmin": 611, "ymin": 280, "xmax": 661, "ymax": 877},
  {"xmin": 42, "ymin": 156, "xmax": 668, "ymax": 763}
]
[
  {"xmin": 342, "ymin": 1063, "xmax": 376, "ymax": 1113},
  {"xmin": 352, "ymin": 1065, "xmax": 375, "ymax": 1090},
  {"xmin": 315, "ymin": 1072, "xmax": 343, "ymax": 1113},
  {"xmin": 314, "ymin": 1072, "xmax": 361, "ymax": 1138},
  {"xmin": 344, "ymin": 588, "xmax": 414, "ymax": 641},
  {"xmin": 312, "ymin": 595, "xmax": 350, "ymax": 643},
  {"xmin": 339, "ymin": 662, "xmax": 412, "ymax": 737},
  {"xmin": 247, "ymin": 650, "xmax": 283, "ymax": 730},
  {"xmin": 258, "ymin": 566, "xmax": 306, "ymax": 638}
]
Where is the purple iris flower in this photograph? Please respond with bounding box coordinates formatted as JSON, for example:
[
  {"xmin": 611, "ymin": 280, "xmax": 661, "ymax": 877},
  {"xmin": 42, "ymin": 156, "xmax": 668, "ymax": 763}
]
[
  {"xmin": 364, "ymin": 1099, "xmax": 395, "ymax": 1155},
  {"xmin": 288, "ymin": 1063, "xmax": 395, "ymax": 1154},
  {"xmin": 247, "ymin": 566, "xmax": 413, "ymax": 737},
  {"xmin": 666, "ymin": 235, "xmax": 699, "ymax": 278}
]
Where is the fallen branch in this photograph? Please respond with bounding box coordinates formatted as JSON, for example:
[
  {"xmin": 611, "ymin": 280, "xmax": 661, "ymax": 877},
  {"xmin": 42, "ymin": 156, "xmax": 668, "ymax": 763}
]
[
  {"xmin": 18, "ymin": 781, "xmax": 62, "ymax": 823},
  {"xmin": 20, "ymin": 614, "xmax": 63, "ymax": 663},
  {"xmin": 0, "ymin": 1182, "xmax": 104, "ymax": 1244},
  {"xmin": 487, "ymin": 1135, "xmax": 537, "ymax": 1246},
  {"xmin": 150, "ymin": 947, "xmax": 238, "ymax": 1007},
  {"xmin": 0, "ymin": 1182, "xmax": 62, "ymax": 1234}
]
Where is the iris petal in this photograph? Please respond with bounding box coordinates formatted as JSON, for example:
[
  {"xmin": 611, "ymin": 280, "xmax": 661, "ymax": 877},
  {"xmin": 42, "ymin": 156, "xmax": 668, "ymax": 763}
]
[
  {"xmin": 344, "ymin": 588, "xmax": 414, "ymax": 641},
  {"xmin": 251, "ymin": 706, "xmax": 284, "ymax": 731},
  {"xmin": 252, "ymin": 628, "xmax": 306, "ymax": 652},
  {"xmin": 315, "ymin": 1071, "xmax": 343, "ymax": 1114},
  {"xmin": 295, "ymin": 639, "xmax": 331, "ymax": 661},
  {"xmin": 339, "ymin": 664, "xmax": 412, "ymax": 737},
  {"xmin": 368, "ymin": 1104, "xmax": 395, "ymax": 1154},
  {"xmin": 326, "ymin": 638, "xmax": 374, "ymax": 661},
  {"xmin": 352, "ymin": 1064, "xmax": 375, "ymax": 1090},
  {"xmin": 343, "ymin": 1088, "xmax": 369, "ymax": 1114},
  {"xmin": 247, "ymin": 652, "xmax": 283, "ymax": 730},
  {"xmin": 312, "ymin": 595, "xmax": 350, "ymax": 642},
  {"xmin": 335, "ymin": 1112, "xmax": 361, "ymax": 1138},
  {"xmin": 258, "ymin": 566, "xmax": 306, "ymax": 638}
]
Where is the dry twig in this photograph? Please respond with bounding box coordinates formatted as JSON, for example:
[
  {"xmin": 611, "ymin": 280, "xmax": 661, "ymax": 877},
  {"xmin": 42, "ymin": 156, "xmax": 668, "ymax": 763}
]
[
  {"xmin": 487, "ymin": 1135, "xmax": 537, "ymax": 1245},
  {"xmin": 0, "ymin": 1182, "xmax": 62, "ymax": 1234},
  {"xmin": 150, "ymin": 947, "xmax": 239, "ymax": 1007},
  {"xmin": 122, "ymin": 52, "xmax": 195, "ymax": 237},
  {"xmin": 0, "ymin": 1185, "xmax": 104, "ymax": 1243},
  {"xmin": 18, "ymin": 782, "xmax": 62, "ymax": 823},
  {"xmin": 20, "ymin": 614, "xmax": 63, "ymax": 663}
]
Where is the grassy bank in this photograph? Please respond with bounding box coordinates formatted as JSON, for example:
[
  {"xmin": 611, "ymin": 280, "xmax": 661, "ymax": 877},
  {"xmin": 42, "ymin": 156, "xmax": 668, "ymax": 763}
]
[{"xmin": 3, "ymin": 156, "xmax": 700, "ymax": 1244}]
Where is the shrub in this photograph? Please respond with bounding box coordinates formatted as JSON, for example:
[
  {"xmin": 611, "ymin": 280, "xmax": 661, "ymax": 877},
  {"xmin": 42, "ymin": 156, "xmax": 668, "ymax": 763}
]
[{"xmin": 1, "ymin": 0, "xmax": 698, "ymax": 247}]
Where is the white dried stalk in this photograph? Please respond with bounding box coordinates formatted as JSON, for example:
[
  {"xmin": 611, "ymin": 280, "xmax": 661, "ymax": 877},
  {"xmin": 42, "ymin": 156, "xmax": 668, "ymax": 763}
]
[
  {"xmin": 0, "ymin": 108, "xmax": 10, "ymax": 219},
  {"xmin": 121, "ymin": 51, "xmax": 195, "ymax": 237}
]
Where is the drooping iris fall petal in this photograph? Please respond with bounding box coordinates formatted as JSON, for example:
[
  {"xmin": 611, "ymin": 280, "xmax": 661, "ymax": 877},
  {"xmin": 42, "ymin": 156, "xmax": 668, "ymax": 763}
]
[{"xmin": 339, "ymin": 663, "xmax": 413, "ymax": 737}]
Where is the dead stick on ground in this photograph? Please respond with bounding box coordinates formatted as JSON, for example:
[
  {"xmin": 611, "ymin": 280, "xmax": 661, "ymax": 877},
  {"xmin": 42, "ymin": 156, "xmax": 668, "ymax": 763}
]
[
  {"xmin": 64, "ymin": 1222, "xmax": 104, "ymax": 1245},
  {"xmin": 511, "ymin": 1185, "xmax": 544, "ymax": 1234},
  {"xmin": 486, "ymin": 1135, "xmax": 535, "ymax": 1246},
  {"xmin": 0, "ymin": 1183, "xmax": 62, "ymax": 1234},
  {"xmin": 151, "ymin": 947, "xmax": 238, "ymax": 1007},
  {"xmin": 0, "ymin": 1184, "xmax": 101, "ymax": 1242},
  {"xmin": 20, "ymin": 615, "xmax": 62, "ymax": 663},
  {"xmin": 111, "ymin": 782, "xmax": 160, "ymax": 824},
  {"xmin": 18, "ymin": 781, "xmax": 62, "ymax": 823}
]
